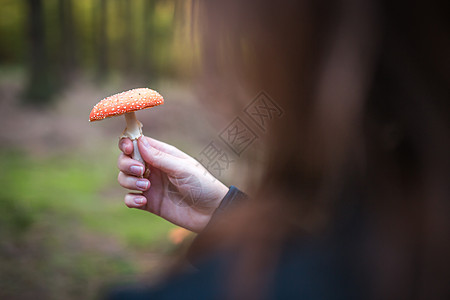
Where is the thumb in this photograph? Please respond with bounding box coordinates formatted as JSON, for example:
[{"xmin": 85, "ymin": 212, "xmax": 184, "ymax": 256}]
[{"xmin": 138, "ymin": 136, "xmax": 182, "ymax": 174}]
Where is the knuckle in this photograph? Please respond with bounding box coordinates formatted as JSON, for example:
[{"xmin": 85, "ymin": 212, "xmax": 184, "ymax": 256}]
[
  {"xmin": 117, "ymin": 155, "xmax": 123, "ymax": 169},
  {"xmin": 168, "ymin": 144, "xmax": 179, "ymax": 153},
  {"xmin": 118, "ymin": 172, "xmax": 132, "ymax": 188},
  {"xmin": 124, "ymin": 196, "xmax": 132, "ymax": 207}
]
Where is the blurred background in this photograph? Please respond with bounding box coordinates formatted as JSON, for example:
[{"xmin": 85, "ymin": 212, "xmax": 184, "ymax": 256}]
[{"xmin": 0, "ymin": 0, "xmax": 254, "ymax": 299}]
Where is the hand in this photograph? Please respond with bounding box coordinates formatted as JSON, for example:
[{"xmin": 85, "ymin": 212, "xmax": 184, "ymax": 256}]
[{"xmin": 117, "ymin": 136, "xmax": 229, "ymax": 232}]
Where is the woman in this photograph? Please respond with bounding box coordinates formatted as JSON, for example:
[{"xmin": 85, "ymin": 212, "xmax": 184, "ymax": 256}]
[{"xmin": 112, "ymin": 0, "xmax": 450, "ymax": 299}]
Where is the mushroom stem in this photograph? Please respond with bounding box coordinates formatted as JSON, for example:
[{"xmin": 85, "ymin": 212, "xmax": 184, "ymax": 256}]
[
  {"xmin": 123, "ymin": 112, "xmax": 146, "ymax": 174},
  {"xmin": 124, "ymin": 112, "xmax": 143, "ymax": 140}
]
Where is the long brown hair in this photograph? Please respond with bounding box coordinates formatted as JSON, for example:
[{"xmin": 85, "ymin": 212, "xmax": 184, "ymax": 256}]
[{"xmin": 190, "ymin": 0, "xmax": 450, "ymax": 299}]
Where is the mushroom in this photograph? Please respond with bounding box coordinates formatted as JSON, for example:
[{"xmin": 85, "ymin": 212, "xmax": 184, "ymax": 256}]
[{"xmin": 89, "ymin": 88, "xmax": 164, "ymax": 177}]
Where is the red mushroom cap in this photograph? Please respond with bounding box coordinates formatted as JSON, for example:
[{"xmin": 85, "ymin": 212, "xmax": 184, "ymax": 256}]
[{"xmin": 89, "ymin": 88, "xmax": 164, "ymax": 121}]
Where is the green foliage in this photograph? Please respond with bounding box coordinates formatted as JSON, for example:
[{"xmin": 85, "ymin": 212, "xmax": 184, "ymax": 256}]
[
  {"xmin": 0, "ymin": 0, "xmax": 191, "ymax": 104},
  {"xmin": 0, "ymin": 0, "xmax": 26, "ymax": 63},
  {"xmin": 0, "ymin": 150, "xmax": 176, "ymax": 299},
  {"xmin": 0, "ymin": 150, "xmax": 175, "ymax": 246}
]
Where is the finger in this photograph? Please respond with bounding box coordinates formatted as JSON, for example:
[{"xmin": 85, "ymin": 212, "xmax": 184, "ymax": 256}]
[
  {"xmin": 117, "ymin": 153, "xmax": 145, "ymax": 176},
  {"xmin": 124, "ymin": 193, "xmax": 147, "ymax": 208},
  {"xmin": 138, "ymin": 137, "xmax": 184, "ymax": 174},
  {"xmin": 118, "ymin": 171, "xmax": 150, "ymax": 191},
  {"xmin": 119, "ymin": 138, "xmax": 133, "ymax": 155},
  {"xmin": 145, "ymin": 136, "xmax": 193, "ymax": 160}
]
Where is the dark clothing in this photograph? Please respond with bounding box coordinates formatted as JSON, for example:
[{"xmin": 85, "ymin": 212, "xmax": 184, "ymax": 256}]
[
  {"xmin": 107, "ymin": 186, "xmax": 364, "ymax": 300},
  {"xmin": 211, "ymin": 186, "xmax": 248, "ymax": 218}
]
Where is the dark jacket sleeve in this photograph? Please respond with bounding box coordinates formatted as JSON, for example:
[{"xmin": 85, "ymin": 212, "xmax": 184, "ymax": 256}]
[
  {"xmin": 207, "ymin": 185, "xmax": 248, "ymax": 224},
  {"xmin": 185, "ymin": 186, "xmax": 247, "ymax": 269}
]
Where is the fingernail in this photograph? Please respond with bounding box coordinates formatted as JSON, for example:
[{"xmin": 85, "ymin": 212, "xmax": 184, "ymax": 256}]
[
  {"xmin": 130, "ymin": 165, "xmax": 144, "ymax": 176},
  {"xmin": 134, "ymin": 197, "xmax": 145, "ymax": 204},
  {"xmin": 140, "ymin": 137, "xmax": 150, "ymax": 148},
  {"xmin": 136, "ymin": 179, "xmax": 149, "ymax": 190},
  {"xmin": 118, "ymin": 139, "xmax": 124, "ymax": 148}
]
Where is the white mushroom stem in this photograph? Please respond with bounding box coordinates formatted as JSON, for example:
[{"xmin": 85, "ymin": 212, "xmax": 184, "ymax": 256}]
[
  {"xmin": 123, "ymin": 112, "xmax": 146, "ymax": 175},
  {"xmin": 124, "ymin": 111, "xmax": 143, "ymax": 139}
]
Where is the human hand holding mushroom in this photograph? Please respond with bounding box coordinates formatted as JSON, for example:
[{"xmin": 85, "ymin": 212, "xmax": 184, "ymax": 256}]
[
  {"xmin": 90, "ymin": 88, "xmax": 229, "ymax": 232},
  {"xmin": 117, "ymin": 137, "xmax": 229, "ymax": 232}
]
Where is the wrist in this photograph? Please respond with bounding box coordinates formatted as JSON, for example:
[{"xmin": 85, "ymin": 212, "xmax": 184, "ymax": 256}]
[{"xmin": 214, "ymin": 182, "xmax": 230, "ymax": 210}]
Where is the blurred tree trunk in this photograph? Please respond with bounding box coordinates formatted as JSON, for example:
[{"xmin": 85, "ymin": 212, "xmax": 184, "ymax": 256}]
[
  {"xmin": 121, "ymin": 0, "xmax": 133, "ymax": 74},
  {"xmin": 142, "ymin": 0, "xmax": 155, "ymax": 77},
  {"xmin": 58, "ymin": 0, "xmax": 77, "ymax": 83},
  {"xmin": 24, "ymin": 0, "xmax": 54, "ymax": 104},
  {"xmin": 96, "ymin": 0, "xmax": 108, "ymax": 80}
]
